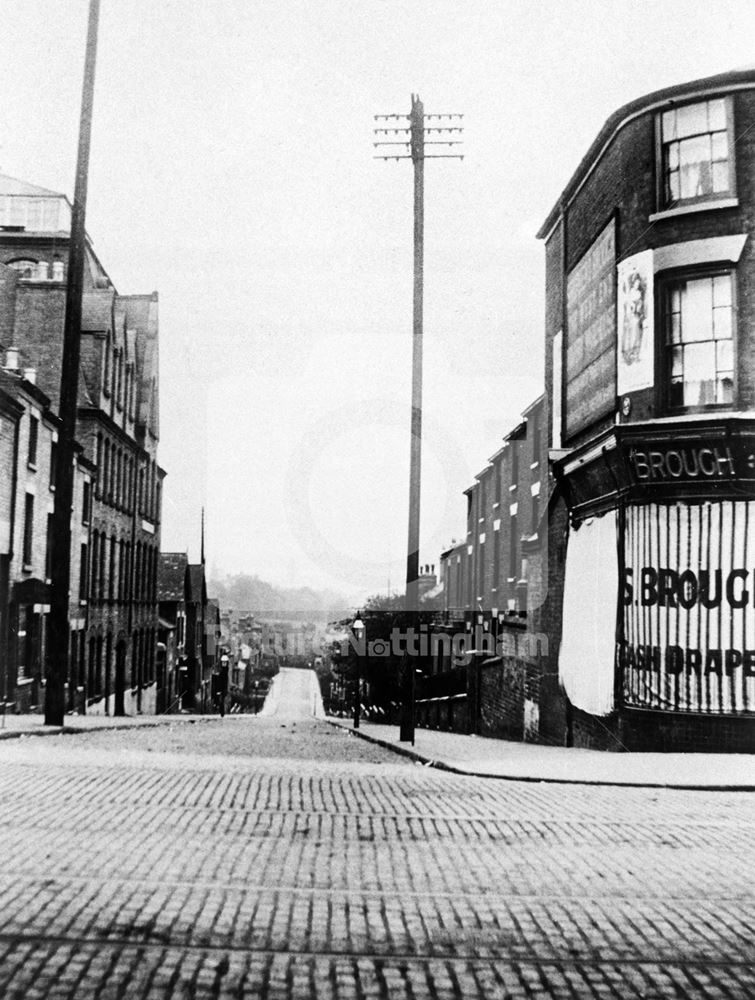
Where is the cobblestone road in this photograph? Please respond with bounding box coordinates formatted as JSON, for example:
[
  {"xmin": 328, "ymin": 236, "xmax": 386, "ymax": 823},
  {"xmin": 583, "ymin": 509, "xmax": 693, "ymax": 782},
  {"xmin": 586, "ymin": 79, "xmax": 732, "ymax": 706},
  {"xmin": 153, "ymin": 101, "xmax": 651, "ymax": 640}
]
[{"xmin": 0, "ymin": 670, "xmax": 752, "ymax": 999}]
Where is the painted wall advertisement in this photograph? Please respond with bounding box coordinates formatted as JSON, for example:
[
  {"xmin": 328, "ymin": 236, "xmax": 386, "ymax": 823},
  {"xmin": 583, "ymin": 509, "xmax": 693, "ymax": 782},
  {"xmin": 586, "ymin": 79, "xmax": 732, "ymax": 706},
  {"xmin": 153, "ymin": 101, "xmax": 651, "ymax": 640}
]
[
  {"xmin": 565, "ymin": 219, "xmax": 616, "ymax": 438},
  {"xmin": 617, "ymin": 249, "xmax": 654, "ymax": 395},
  {"xmin": 621, "ymin": 501, "xmax": 755, "ymax": 714}
]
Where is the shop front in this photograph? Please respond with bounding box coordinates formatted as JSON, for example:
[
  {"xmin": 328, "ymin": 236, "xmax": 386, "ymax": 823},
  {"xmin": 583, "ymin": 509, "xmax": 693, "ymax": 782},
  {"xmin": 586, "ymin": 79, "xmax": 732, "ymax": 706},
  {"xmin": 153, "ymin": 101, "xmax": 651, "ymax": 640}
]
[{"xmin": 555, "ymin": 417, "xmax": 755, "ymax": 751}]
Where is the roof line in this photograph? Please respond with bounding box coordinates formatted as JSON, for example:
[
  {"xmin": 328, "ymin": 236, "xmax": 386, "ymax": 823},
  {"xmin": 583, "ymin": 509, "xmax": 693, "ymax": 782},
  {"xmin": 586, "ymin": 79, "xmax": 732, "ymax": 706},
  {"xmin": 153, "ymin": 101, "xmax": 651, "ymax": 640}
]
[{"xmin": 537, "ymin": 67, "xmax": 755, "ymax": 240}]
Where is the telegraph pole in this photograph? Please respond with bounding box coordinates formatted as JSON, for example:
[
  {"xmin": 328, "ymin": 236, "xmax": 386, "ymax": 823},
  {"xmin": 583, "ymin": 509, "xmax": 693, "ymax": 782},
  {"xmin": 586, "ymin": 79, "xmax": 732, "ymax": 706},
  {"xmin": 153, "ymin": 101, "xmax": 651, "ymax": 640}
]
[
  {"xmin": 46, "ymin": 0, "xmax": 101, "ymax": 726},
  {"xmin": 374, "ymin": 96, "xmax": 463, "ymax": 743}
]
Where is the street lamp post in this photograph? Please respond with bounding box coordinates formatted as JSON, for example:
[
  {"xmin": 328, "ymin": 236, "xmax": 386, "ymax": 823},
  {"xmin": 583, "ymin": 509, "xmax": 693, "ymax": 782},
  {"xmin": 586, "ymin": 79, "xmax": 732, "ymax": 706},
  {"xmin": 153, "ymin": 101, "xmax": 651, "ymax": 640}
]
[{"xmin": 352, "ymin": 614, "xmax": 365, "ymax": 730}]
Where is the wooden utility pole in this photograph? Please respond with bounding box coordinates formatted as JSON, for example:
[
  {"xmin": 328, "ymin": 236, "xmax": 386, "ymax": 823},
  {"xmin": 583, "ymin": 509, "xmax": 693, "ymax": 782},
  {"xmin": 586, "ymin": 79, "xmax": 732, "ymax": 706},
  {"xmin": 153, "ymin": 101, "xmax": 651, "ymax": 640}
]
[
  {"xmin": 374, "ymin": 96, "xmax": 463, "ymax": 743},
  {"xmin": 45, "ymin": 0, "xmax": 101, "ymax": 726}
]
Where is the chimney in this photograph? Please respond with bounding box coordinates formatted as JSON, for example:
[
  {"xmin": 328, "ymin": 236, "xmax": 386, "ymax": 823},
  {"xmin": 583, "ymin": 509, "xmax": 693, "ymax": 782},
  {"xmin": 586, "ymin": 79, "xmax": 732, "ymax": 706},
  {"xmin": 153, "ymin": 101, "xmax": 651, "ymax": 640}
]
[
  {"xmin": 23, "ymin": 368, "xmax": 37, "ymax": 385},
  {"xmin": 5, "ymin": 347, "xmax": 19, "ymax": 370}
]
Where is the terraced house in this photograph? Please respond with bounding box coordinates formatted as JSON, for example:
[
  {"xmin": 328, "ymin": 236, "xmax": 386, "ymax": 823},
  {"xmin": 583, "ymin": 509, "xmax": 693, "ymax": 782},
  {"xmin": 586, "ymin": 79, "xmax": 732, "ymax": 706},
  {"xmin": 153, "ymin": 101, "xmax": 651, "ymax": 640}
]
[{"xmin": 0, "ymin": 173, "xmax": 164, "ymax": 715}]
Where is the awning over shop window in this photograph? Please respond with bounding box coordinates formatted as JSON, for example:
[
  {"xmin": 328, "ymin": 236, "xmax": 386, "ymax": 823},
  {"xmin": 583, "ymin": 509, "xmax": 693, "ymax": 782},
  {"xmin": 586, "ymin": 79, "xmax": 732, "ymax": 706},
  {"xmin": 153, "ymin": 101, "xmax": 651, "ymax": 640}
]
[{"xmin": 559, "ymin": 511, "xmax": 618, "ymax": 716}]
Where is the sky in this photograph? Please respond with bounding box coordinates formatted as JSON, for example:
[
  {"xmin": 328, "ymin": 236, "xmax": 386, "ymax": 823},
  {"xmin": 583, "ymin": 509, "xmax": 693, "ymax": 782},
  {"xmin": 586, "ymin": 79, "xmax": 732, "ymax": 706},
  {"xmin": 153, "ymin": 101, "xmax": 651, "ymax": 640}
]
[{"xmin": 1, "ymin": 0, "xmax": 754, "ymax": 604}]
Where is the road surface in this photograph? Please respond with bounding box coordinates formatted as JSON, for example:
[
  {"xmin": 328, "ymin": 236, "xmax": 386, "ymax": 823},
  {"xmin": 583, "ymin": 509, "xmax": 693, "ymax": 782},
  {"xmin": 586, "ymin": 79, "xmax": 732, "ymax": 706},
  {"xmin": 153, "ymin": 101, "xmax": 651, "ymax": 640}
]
[{"xmin": 0, "ymin": 667, "xmax": 752, "ymax": 999}]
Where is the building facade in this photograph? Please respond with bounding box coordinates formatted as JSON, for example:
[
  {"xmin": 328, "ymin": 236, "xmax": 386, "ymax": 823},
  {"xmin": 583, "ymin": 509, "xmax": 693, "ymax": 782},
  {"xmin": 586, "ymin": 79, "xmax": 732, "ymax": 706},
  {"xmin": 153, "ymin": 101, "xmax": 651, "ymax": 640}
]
[
  {"xmin": 538, "ymin": 68, "xmax": 755, "ymax": 751},
  {"xmin": 426, "ymin": 396, "xmax": 550, "ymax": 739},
  {"xmin": 0, "ymin": 173, "xmax": 164, "ymax": 715},
  {"xmin": 0, "ymin": 368, "xmax": 93, "ymax": 714}
]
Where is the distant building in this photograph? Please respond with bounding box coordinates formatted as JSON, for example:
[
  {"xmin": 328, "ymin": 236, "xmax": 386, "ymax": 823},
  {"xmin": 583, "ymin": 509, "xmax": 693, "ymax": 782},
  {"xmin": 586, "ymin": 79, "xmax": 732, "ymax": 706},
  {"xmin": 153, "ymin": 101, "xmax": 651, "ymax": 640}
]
[
  {"xmin": 185, "ymin": 564, "xmax": 207, "ymax": 710},
  {"xmin": 156, "ymin": 552, "xmax": 189, "ymax": 714}
]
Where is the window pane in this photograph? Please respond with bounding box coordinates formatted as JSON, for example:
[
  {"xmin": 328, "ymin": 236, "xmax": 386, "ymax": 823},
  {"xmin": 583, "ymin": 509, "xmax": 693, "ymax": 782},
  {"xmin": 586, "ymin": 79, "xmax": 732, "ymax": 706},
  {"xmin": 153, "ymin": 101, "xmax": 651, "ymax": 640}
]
[
  {"xmin": 667, "ymin": 143, "xmax": 679, "ymax": 169},
  {"xmin": 681, "ymin": 279, "xmax": 713, "ymax": 341},
  {"xmin": 669, "ymin": 311, "xmax": 682, "ymax": 344},
  {"xmin": 683, "ymin": 341, "xmax": 716, "ymax": 405},
  {"xmin": 676, "ymin": 102, "xmax": 709, "ymax": 138},
  {"xmin": 679, "ymin": 135, "xmax": 712, "ymax": 198},
  {"xmin": 713, "ymin": 306, "xmax": 732, "ymax": 341},
  {"xmin": 667, "ymin": 170, "xmax": 680, "ymax": 203},
  {"xmin": 711, "ymin": 130, "xmax": 728, "ymax": 161},
  {"xmin": 662, "ymin": 109, "xmax": 677, "ymax": 140},
  {"xmin": 716, "ymin": 339, "xmax": 733, "ymax": 372},
  {"xmin": 671, "ymin": 345, "xmax": 683, "ymax": 377},
  {"xmin": 712, "ymin": 274, "xmax": 731, "ymax": 306},
  {"xmin": 718, "ymin": 374, "xmax": 734, "ymax": 404},
  {"xmin": 669, "ymin": 377, "xmax": 684, "ymax": 409},
  {"xmin": 707, "ymin": 98, "xmax": 726, "ymax": 131},
  {"xmin": 712, "ymin": 160, "xmax": 729, "ymax": 192}
]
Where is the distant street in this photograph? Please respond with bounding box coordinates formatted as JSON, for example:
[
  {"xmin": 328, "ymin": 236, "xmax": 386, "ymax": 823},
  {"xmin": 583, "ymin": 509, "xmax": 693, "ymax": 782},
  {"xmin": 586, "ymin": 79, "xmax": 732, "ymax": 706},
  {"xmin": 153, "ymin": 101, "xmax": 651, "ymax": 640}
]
[{"xmin": 0, "ymin": 668, "xmax": 752, "ymax": 999}]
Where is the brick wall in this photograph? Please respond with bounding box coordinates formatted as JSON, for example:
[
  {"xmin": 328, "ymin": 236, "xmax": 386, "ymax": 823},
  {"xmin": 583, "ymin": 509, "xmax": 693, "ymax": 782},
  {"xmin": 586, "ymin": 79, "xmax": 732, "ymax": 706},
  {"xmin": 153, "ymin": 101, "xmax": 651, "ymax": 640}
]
[
  {"xmin": 13, "ymin": 284, "xmax": 66, "ymax": 409},
  {"xmin": 549, "ymin": 87, "xmax": 755, "ymax": 440}
]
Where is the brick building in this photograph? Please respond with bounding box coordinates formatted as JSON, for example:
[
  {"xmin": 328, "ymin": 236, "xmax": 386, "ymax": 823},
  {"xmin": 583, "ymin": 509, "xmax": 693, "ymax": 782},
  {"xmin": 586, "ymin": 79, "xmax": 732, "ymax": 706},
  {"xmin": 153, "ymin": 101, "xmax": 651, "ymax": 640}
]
[
  {"xmin": 538, "ymin": 68, "xmax": 755, "ymax": 751},
  {"xmin": 426, "ymin": 396, "xmax": 549, "ymax": 737},
  {"xmin": 0, "ymin": 368, "xmax": 93, "ymax": 713},
  {"xmin": 0, "ymin": 173, "xmax": 164, "ymax": 715}
]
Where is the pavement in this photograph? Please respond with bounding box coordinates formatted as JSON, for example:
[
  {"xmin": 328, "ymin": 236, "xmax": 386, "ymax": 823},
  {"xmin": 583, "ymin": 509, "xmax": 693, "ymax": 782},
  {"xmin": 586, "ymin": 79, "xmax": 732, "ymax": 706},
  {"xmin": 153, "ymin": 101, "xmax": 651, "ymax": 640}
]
[
  {"xmin": 1, "ymin": 692, "xmax": 753, "ymax": 788},
  {"xmin": 0, "ymin": 708, "xmax": 212, "ymax": 739},
  {"xmin": 328, "ymin": 717, "xmax": 755, "ymax": 790}
]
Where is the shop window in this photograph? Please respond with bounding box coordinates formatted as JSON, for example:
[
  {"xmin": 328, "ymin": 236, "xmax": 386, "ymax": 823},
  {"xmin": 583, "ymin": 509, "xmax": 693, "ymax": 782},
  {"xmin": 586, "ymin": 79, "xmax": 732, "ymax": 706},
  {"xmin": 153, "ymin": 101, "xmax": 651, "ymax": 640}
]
[
  {"xmin": 663, "ymin": 270, "xmax": 734, "ymax": 409},
  {"xmin": 658, "ymin": 97, "xmax": 734, "ymax": 210}
]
